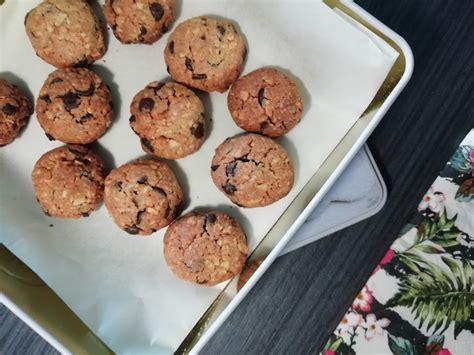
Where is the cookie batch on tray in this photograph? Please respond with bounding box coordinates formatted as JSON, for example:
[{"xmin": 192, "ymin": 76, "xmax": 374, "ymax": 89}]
[{"xmin": 1, "ymin": 0, "xmax": 305, "ymax": 287}]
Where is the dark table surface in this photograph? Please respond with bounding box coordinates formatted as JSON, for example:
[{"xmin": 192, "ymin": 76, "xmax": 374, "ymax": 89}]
[{"xmin": 2, "ymin": 0, "xmax": 473, "ymax": 354}]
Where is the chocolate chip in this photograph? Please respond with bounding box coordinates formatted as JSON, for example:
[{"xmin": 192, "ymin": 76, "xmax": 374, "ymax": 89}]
[
  {"xmin": 137, "ymin": 176, "xmax": 148, "ymax": 184},
  {"xmin": 191, "ymin": 123, "xmax": 204, "ymax": 139},
  {"xmin": 185, "ymin": 57, "xmax": 193, "ymax": 71},
  {"xmin": 206, "ymin": 213, "xmax": 216, "ymax": 223},
  {"xmin": 258, "ymin": 88, "xmax": 265, "ymax": 106},
  {"xmin": 260, "ymin": 121, "xmax": 269, "ymax": 131},
  {"xmin": 39, "ymin": 95, "xmax": 51, "ymax": 104},
  {"xmin": 124, "ymin": 226, "xmax": 140, "ymax": 235},
  {"xmin": 44, "ymin": 210, "xmax": 51, "ymax": 217},
  {"xmin": 140, "ymin": 26, "xmax": 147, "ymax": 36},
  {"xmin": 211, "ymin": 164, "xmax": 219, "ymax": 171},
  {"xmin": 149, "ymin": 3, "xmax": 164, "ymax": 21},
  {"xmin": 141, "ymin": 138, "xmax": 155, "ymax": 152},
  {"xmin": 139, "ymin": 97, "xmax": 155, "ymax": 112},
  {"xmin": 68, "ymin": 147, "xmax": 87, "ymax": 156},
  {"xmin": 223, "ymin": 183, "xmax": 237, "ymax": 194},
  {"xmin": 50, "ymin": 78, "xmax": 63, "ymax": 84},
  {"xmin": 217, "ymin": 25, "xmax": 226, "ymax": 36},
  {"xmin": 45, "ymin": 133, "xmax": 56, "ymax": 141},
  {"xmin": 151, "ymin": 82, "xmax": 165, "ymax": 94},
  {"xmin": 77, "ymin": 113, "xmax": 92, "ymax": 123},
  {"xmin": 169, "ymin": 41, "xmax": 174, "ymax": 54},
  {"xmin": 116, "ymin": 181, "xmax": 123, "ymax": 191},
  {"xmin": 63, "ymin": 92, "xmax": 80, "ymax": 111},
  {"xmin": 136, "ymin": 210, "xmax": 145, "ymax": 224},
  {"xmin": 76, "ymin": 83, "xmax": 95, "ymax": 97},
  {"xmin": 226, "ymin": 161, "xmax": 238, "ymax": 177},
  {"xmin": 81, "ymin": 212, "xmax": 90, "ymax": 217},
  {"xmin": 192, "ymin": 73, "xmax": 207, "ymax": 80},
  {"xmin": 2, "ymin": 104, "xmax": 19, "ymax": 115},
  {"xmin": 152, "ymin": 186, "xmax": 167, "ymax": 196},
  {"xmin": 129, "ymin": 115, "xmax": 136, "ymax": 123}
]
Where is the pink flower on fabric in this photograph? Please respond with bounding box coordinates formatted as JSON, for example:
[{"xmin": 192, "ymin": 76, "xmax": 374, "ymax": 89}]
[
  {"xmin": 434, "ymin": 349, "xmax": 451, "ymax": 355},
  {"xmin": 470, "ymin": 149, "xmax": 474, "ymax": 176},
  {"xmin": 352, "ymin": 285, "xmax": 373, "ymax": 312},
  {"xmin": 373, "ymin": 249, "xmax": 395, "ymax": 274},
  {"xmin": 324, "ymin": 351, "xmax": 336, "ymax": 355},
  {"xmin": 362, "ymin": 314, "xmax": 390, "ymax": 340},
  {"xmin": 334, "ymin": 311, "xmax": 362, "ymax": 344},
  {"xmin": 418, "ymin": 187, "xmax": 446, "ymax": 213}
]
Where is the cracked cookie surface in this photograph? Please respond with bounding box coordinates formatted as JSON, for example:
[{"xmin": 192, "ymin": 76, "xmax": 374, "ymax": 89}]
[
  {"xmin": 36, "ymin": 68, "xmax": 113, "ymax": 144},
  {"xmin": 163, "ymin": 211, "xmax": 248, "ymax": 285},
  {"xmin": 25, "ymin": 0, "xmax": 105, "ymax": 68},
  {"xmin": 211, "ymin": 133, "xmax": 294, "ymax": 208},
  {"xmin": 0, "ymin": 79, "xmax": 33, "ymax": 146},
  {"xmin": 164, "ymin": 16, "xmax": 247, "ymax": 93},
  {"xmin": 130, "ymin": 81, "xmax": 205, "ymax": 159},
  {"xmin": 104, "ymin": 0, "xmax": 175, "ymax": 44},
  {"xmin": 104, "ymin": 159, "xmax": 183, "ymax": 235},
  {"xmin": 228, "ymin": 68, "xmax": 304, "ymax": 137},
  {"xmin": 32, "ymin": 145, "xmax": 105, "ymax": 218}
]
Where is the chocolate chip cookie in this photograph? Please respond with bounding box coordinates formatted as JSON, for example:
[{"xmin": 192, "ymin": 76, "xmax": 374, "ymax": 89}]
[
  {"xmin": 24, "ymin": 0, "xmax": 106, "ymax": 68},
  {"xmin": 228, "ymin": 68, "xmax": 304, "ymax": 137},
  {"xmin": 104, "ymin": 159, "xmax": 183, "ymax": 235},
  {"xmin": 130, "ymin": 81, "xmax": 205, "ymax": 160},
  {"xmin": 103, "ymin": 0, "xmax": 175, "ymax": 44},
  {"xmin": 163, "ymin": 211, "xmax": 248, "ymax": 285},
  {"xmin": 164, "ymin": 17, "xmax": 247, "ymax": 93},
  {"xmin": 211, "ymin": 134, "xmax": 294, "ymax": 208},
  {"xmin": 32, "ymin": 145, "xmax": 105, "ymax": 218},
  {"xmin": 0, "ymin": 79, "xmax": 33, "ymax": 146},
  {"xmin": 36, "ymin": 68, "xmax": 113, "ymax": 144}
]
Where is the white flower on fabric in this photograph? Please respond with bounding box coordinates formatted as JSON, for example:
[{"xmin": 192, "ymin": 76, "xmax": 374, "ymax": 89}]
[
  {"xmin": 334, "ymin": 311, "xmax": 362, "ymax": 344},
  {"xmin": 361, "ymin": 313, "xmax": 390, "ymax": 340},
  {"xmin": 417, "ymin": 187, "xmax": 446, "ymax": 213}
]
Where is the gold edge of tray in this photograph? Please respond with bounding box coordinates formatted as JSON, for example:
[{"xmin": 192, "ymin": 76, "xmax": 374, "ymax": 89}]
[
  {"xmin": 0, "ymin": 244, "xmax": 114, "ymax": 355},
  {"xmin": 176, "ymin": 1, "xmax": 407, "ymax": 353}
]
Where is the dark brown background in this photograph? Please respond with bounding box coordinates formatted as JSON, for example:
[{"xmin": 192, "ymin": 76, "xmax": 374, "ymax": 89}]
[{"xmin": 1, "ymin": 0, "xmax": 473, "ymax": 353}]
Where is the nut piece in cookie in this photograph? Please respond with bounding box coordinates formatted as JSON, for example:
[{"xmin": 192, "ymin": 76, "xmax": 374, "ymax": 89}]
[
  {"xmin": 211, "ymin": 133, "xmax": 294, "ymax": 208},
  {"xmin": 36, "ymin": 68, "xmax": 113, "ymax": 145},
  {"xmin": 24, "ymin": 0, "xmax": 106, "ymax": 68},
  {"xmin": 0, "ymin": 79, "xmax": 33, "ymax": 146},
  {"xmin": 228, "ymin": 68, "xmax": 304, "ymax": 137},
  {"xmin": 32, "ymin": 145, "xmax": 105, "ymax": 218},
  {"xmin": 103, "ymin": 0, "xmax": 176, "ymax": 44},
  {"xmin": 130, "ymin": 81, "xmax": 206, "ymax": 159},
  {"xmin": 164, "ymin": 16, "xmax": 247, "ymax": 93},
  {"xmin": 104, "ymin": 159, "xmax": 183, "ymax": 235},
  {"xmin": 164, "ymin": 211, "xmax": 249, "ymax": 285}
]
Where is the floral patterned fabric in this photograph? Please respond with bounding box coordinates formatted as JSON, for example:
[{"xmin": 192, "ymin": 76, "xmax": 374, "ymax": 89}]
[{"xmin": 323, "ymin": 129, "xmax": 474, "ymax": 355}]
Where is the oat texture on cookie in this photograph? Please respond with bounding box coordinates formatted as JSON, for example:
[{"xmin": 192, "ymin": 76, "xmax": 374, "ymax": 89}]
[
  {"xmin": 130, "ymin": 81, "xmax": 205, "ymax": 159},
  {"xmin": 163, "ymin": 211, "xmax": 248, "ymax": 285},
  {"xmin": 103, "ymin": 0, "xmax": 176, "ymax": 44},
  {"xmin": 32, "ymin": 145, "xmax": 105, "ymax": 218},
  {"xmin": 164, "ymin": 16, "xmax": 247, "ymax": 93},
  {"xmin": 211, "ymin": 133, "xmax": 294, "ymax": 208},
  {"xmin": 104, "ymin": 159, "xmax": 183, "ymax": 235},
  {"xmin": 0, "ymin": 79, "xmax": 33, "ymax": 146},
  {"xmin": 36, "ymin": 68, "xmax": 113, "ymax": 144},
  {"xmin": 24, "ymin": 0, "xmax": 106, "ymax": 68}
]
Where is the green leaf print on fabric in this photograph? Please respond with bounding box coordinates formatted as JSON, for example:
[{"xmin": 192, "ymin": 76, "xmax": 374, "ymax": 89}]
[
  {"xmin": 387, "ymin": 334, "xmax": 417, "ymax": 355},
  {"xmin": 387, "ymin": 258, "xmax": 474, "ymax": 338},
  {"xmin": 449, "ymin": 145, "xmax": 473, "ymax": 174}
]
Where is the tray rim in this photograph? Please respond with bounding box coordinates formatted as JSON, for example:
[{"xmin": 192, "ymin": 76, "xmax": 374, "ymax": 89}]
[{"xmin": 189, "ymin": 1, "xmax": 414, "ymax": 353}]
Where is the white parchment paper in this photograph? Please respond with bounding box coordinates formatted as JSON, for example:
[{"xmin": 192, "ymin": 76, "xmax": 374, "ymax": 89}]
[{"xmin": 0, "ymin": 0, "xmax": 397, "ymax": 353}]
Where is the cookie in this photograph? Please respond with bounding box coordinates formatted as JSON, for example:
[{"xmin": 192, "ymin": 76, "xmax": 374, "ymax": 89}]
[
  {"xmin": 211, "ymin": 133, "xmax": 294, "ymax": 208},
  {"xmin": 24, "ymin": 0, "xmax": 106, "ymax": 68},
  {"xmin": 163, "ymin": 211, "xmax": 248, "ymax": 285},
  {"xmin": 0, "ymin": 79, "xmax": 33, "ymax": 146},
  {"xmin": 104, "ymin": 159, "xmax": 183, "ymax": 235},
  {"xmin": 228, "ymin": 68, "xmax": 304, "ymax": 137},
  {"xmin": 237, "ymin": 259, "xmax": 264, "ymax": 291},
  {"xmin": 36, "ymin": 68, "xmax": 113, "ymax": 144},
  {"xmin": 130, "ymin": 81, "xmax": 205, "ymax": 160},
  {"xmin": 164, "ymin": 17, "xmax": 247, "ymax": 93},
  {"xmin": 103, "ymin": 0, "xmax": 175, "ymax": 44},
  {"xmin": 32, "ymin": 145, "xmax": 105, "ymax": 218}
]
